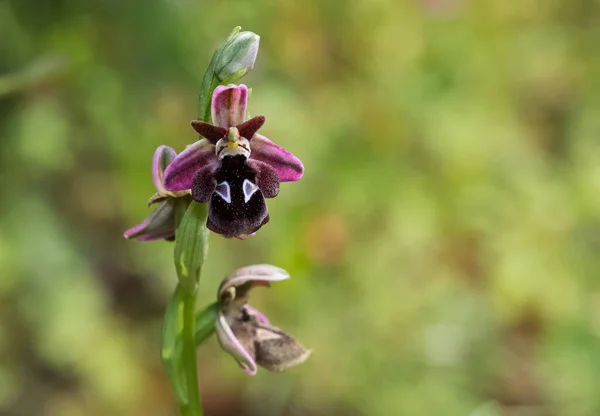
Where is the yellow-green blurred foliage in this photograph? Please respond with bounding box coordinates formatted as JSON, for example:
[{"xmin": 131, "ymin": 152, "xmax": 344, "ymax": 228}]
[{"xmin": 1, "ymin": 0, "xmax": 600, "ymax": 415}]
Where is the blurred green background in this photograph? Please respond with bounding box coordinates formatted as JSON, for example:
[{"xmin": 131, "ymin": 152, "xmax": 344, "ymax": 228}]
[{"xmin": 2, "ymin": 0, "xmax": 600, "ymax": 415}]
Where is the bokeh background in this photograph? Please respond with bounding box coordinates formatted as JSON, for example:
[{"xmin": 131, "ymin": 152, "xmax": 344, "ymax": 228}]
[{"xmin": 2, "ymin": 0, "xmax": 600, "ymax": 415}]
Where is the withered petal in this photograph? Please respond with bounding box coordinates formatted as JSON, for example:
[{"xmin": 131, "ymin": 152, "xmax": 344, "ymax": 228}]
[
  {"xmin": 254, "ymin": 324, "xmax": 311, "ymax": 372},
  {"xmin": 218, "ymin": 265, "xmax": 289, "ymax": 303},
  {"xmin": 215, "ymin": 313, "xmax": 258, "ymax": 375}
]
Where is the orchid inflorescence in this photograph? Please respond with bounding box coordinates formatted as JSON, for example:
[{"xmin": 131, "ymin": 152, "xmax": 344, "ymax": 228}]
[{"xmin": 123, "ymin": 27, "xmax": 309, "ymax": 414}]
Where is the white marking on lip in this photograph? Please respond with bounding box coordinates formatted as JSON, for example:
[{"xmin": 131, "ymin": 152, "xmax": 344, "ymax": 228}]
[
  {"xmin": 242, "ymin": 179, "xmax": 259, "ymax": 203},
  {"xmin": 215, "ymin": 181, "xmax": 231, "ymax": 203}
]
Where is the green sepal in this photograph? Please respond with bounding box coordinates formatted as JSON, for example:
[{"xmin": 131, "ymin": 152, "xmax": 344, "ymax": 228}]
[
  {"xmin": 218, "ymin": 68, "xmax": 247, "ymax": 86},
  {"xmin": 160, "ymin": 284, "xmax": 188, "ymax": 404},
  {"xmin": 174, "ymin": 201, "xmax": 209, "ymax": 291},
  {"xmin": 194, "ymin": 302, "xmax": 219, "ymax": 346}
]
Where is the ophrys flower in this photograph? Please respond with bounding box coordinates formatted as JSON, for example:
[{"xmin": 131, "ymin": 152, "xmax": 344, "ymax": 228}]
[
  {"xmin": 215, "ymin": 265, "xmax": 311, "ymax": 375},
  {"xmin": 163, "ymin": 84, "xmax": 303, "ymax": 238}
]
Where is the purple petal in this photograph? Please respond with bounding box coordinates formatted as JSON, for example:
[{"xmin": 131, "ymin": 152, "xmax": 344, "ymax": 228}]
[
  {"xmin": 247, "ymin": 159, "xmax": 279, "ymax": 198},
  {"xmin": 211, "ymin": 84, "xmax": 248, "ymax": 128},
  {"xmin": 152, "ymin": 145, "xmax": 177, "ymax": 194},
  {"xmin": 123, "ymin": 200, "xmax": 176, "ymax": 242},
  {"xmin": 218, "ymin": 265, "xmax": 289, "ymax": 300},
  {"xmin": 244, "ymin": 305, "xmax": 270, "ymax": 325},
  {"xmin": 216, "ymin": 313, "xmax": 257, "ymax": 376},
  {"xmin": 250, "ymin": 134, "xmax": 304, "ymax": 182},
  {"xmin": 163, "ymin": 139, "xmax": 218, "ymax": 191}
]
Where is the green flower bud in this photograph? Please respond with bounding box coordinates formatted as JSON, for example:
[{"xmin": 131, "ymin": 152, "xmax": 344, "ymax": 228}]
[{"xmin": 215, "ymin": 31, "xmax": 260, "ymax": 83}]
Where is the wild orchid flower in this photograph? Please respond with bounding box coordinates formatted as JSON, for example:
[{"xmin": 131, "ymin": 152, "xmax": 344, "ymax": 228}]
[
  {"xmin": 215, "ymin": 265, "xmax": 310, "ymax": 375},
  {"xmin": 162, "ymin": 84, "xmax": 303, "ymax": 238},
  {"xmin": 124, "ymin": 146, "xmax": 190, "ymax": 241}
]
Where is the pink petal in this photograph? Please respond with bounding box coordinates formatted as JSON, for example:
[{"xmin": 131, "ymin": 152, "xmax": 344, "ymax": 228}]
[
  {"xmin": 163, "ymin": 139, "xmax": 218, "ymax": 191},
  {"xmin": 152, "ymin": 145, "xmax": 177, "ymax": 194},
  {"xmin": 124, "ymin": 219, "xmax": 151, "ymax": 239},
  {"xmin": 218, "ymin": 265, "xmax": 289, "ymax": 300},
  {"xmin": 211, "ymin": 84, "xmax": 248, "ymax": 128},
  {"xmin": 250, "ymin": 134, "xmax": 304, "ymax": 182},
  {"xmin": 215, "ymin": 313, "xmax": 257, "ymax": 376}
]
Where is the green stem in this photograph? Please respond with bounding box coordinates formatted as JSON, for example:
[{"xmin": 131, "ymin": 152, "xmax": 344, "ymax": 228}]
[
  {"xmin": 171, "ymin": 200, "xmax": 209, "ymax": 416},
  {"xmin": 179, "ymin": 288, "xmax": 202, "ymax": 416}
]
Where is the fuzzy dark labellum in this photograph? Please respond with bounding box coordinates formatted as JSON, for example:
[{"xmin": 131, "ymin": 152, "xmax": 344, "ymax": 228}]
[{"xmin": 194, "ymin": 154, "xmax": 269, "ymax": 238}]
